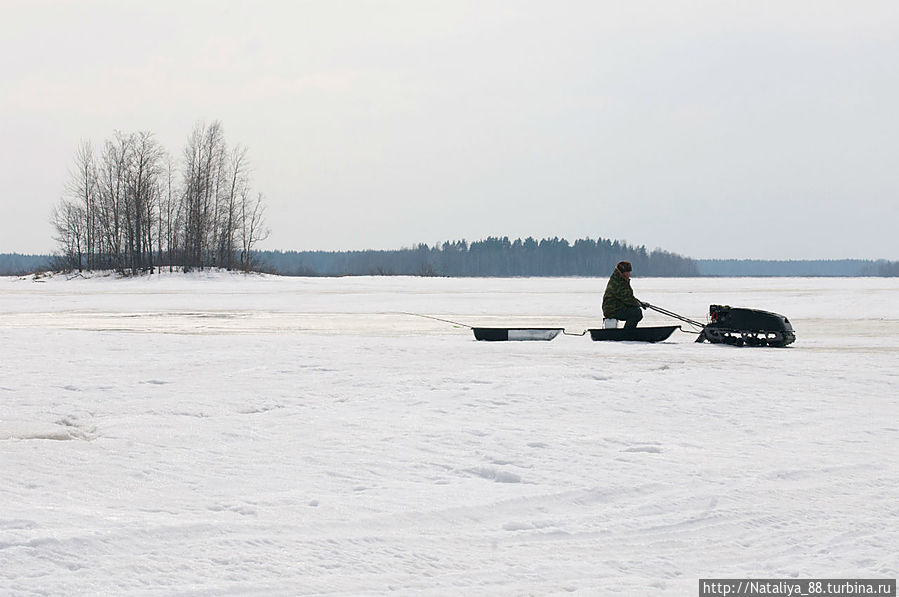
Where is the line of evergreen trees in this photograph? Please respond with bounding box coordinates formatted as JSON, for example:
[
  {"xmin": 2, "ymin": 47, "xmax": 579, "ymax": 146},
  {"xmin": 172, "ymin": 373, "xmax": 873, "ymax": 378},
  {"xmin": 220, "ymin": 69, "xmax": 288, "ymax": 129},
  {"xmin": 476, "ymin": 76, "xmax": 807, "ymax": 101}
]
[
  {"xmin": 696, "ymin": 259, "xmax": 899, "ymax": 277},
  {"xmin": 255, "ymin": 236, "xmax": 699, "ymax": 277},
  {"xmin": 5, "ymin": 249, "xmax": 899, "ymax": 278},
  {"xmin": 0, "ymin": 254, "xmax": 49, "ymax": 276},
  {"xmin": 51, "ymin": 121, "xmax": 269, "ymax": 275},
  {"xmin": 878, "ymin": 261, "xmax": 899, "ymax": 276}
]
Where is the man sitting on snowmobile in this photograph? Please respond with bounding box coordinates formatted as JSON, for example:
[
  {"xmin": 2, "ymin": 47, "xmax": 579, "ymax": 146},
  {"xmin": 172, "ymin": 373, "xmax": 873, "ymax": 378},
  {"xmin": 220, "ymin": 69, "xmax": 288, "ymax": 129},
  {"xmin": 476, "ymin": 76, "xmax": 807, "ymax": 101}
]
[{"xmin": 602, "ymin": 261, "xmax": 648, "ymax": 329}]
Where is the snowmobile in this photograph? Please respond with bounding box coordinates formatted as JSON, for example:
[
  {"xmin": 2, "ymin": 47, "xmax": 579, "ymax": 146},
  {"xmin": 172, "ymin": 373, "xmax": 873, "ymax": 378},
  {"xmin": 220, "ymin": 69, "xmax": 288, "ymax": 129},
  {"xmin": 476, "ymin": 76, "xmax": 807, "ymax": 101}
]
[
  {"xmin": 646, "ymin": 304, "xmax": 795, "ymax": 347},
  {"xmin": 695, "ymin": 304, "xmax": 795, "ymax": 347}
]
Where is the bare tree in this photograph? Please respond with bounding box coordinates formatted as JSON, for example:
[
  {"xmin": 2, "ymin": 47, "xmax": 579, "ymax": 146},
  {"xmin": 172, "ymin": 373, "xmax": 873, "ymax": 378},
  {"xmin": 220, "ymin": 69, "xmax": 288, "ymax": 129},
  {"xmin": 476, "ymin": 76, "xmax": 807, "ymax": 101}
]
[
  {"xmin": 182, "ymin": 121, "xmax": 227, "ymax": 269},
  {"xmin": 124, "ymin": 131, "xmax": 164, "ymax": 273},
  {"xmin": 96, "ymin": 133, "xmax": 130, "ymax": 272},
  {"xmin": 239, "ymin": 192, "xmax": 270, "ymax": 271},
  {"xmin": 51, "ymin": 201, "xmax": 86, "ymax": 271},
  {"xmin": 64, "ymin": 141, "xmax": 97, "ymax": 269},
  {"xmin": 157, "ymin": 154, "xmax": 180, "ymax": 272},
  {"xmin": 220, "ymin": 145, "xmax": 249, "ymax": 269}
]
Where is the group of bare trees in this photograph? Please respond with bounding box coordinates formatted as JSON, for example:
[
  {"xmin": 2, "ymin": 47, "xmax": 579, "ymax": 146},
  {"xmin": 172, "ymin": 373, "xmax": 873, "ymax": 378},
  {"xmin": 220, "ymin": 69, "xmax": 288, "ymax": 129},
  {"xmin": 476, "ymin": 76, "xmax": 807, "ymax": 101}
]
[{"xmin": 52, "ymin": 121, "xmax": 269, "ymax": 274}]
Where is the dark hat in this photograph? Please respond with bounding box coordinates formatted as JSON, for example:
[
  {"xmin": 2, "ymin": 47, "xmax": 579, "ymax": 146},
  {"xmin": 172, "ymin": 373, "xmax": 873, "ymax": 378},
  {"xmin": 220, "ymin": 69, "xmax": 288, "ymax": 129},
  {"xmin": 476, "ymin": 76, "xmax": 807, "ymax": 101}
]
[{"xmin": 616, "ymin": 261, "xmax": 632, "ymax": 273}]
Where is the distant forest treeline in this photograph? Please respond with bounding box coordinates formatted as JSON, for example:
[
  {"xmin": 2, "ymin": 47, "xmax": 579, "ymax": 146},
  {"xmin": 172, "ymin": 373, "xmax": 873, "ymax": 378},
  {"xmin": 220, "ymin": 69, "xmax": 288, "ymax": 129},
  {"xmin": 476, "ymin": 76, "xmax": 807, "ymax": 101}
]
[
  {"xmin": 3, "ymin": 245, "xmax": 899, "ymax": 278},
  {"xmin": 255, "ymin": 237, "xmax": 699, "ymax": 277},
  {"xmin": 697, "ymin": 259, "xmax": 899, "ymax": 277},
  {"xmin": 0, "ymin": 254, "xmax": 49, "ymax": 276}
]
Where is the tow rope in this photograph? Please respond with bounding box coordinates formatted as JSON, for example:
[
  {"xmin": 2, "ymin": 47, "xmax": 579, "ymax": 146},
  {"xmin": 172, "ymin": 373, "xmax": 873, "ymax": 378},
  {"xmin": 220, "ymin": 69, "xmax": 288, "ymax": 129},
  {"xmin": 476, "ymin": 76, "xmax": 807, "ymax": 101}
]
[
  {"xmin": 644, "ymin": 303, "xmax": 706, "ymax": 332},
  {"xmin": 400, "ymin": 312, "xmax": 472, "ymax": 328}
]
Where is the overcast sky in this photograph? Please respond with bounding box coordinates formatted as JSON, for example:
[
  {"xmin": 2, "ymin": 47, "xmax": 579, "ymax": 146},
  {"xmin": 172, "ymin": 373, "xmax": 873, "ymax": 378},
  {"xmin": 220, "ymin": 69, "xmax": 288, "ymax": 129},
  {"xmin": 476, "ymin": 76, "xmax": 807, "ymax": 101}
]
[{"xmin": 2, "ymin": 0, "xmax": 897, "ymax": 259}]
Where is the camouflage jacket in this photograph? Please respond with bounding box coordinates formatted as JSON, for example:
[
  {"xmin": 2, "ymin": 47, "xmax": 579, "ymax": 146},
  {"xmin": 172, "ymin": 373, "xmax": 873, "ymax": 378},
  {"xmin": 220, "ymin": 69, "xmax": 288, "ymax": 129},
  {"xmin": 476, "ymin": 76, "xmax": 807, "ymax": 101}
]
[{"xmin": 602, "ymin": 268, "xmax": 641, "ymax": 317}]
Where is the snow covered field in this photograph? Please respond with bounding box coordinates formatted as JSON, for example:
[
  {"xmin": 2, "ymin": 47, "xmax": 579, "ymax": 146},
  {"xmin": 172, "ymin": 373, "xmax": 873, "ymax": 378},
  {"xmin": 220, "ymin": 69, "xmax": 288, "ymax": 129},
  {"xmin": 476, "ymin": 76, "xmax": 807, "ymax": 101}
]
[{"xmin": 1, "ymin": 273, "xmax": 897, "ymax": 596}]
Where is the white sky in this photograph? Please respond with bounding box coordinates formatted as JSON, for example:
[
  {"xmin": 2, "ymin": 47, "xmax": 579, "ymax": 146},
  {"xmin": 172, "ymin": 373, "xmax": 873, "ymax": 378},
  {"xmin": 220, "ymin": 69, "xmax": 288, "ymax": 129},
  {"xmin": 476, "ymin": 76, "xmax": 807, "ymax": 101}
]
[{"xmin": 2, "ymin": 0, "xmax": 897, "ymax": 259}]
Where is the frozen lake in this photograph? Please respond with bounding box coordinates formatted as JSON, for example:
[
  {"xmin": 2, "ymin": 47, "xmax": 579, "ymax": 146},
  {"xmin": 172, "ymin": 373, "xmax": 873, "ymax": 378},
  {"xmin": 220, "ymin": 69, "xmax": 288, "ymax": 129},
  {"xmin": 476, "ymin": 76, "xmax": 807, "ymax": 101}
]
[{"xmin": 1, "ymin": 273, "xmax": 897, "ymax": 595}]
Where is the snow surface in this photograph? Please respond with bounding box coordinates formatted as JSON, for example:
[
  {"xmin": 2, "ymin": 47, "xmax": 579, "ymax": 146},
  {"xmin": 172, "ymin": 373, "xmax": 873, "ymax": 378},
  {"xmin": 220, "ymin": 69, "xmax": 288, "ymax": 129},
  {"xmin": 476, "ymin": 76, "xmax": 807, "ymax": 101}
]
[{"xmin": 1, "ymin": 272, "xmax": 897, "ymax": 595}]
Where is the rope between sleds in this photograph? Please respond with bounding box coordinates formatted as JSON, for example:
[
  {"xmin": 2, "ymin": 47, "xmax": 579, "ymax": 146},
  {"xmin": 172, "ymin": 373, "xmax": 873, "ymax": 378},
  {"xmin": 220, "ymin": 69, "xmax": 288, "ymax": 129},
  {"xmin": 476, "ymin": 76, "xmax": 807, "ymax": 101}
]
[
  {"xmin": 400, "ymin": 312, "xmax": 473, "ymax": 328},
  {"xmin": 562, "ymin": 329, "xmax": 588, "ymax": 336}
]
